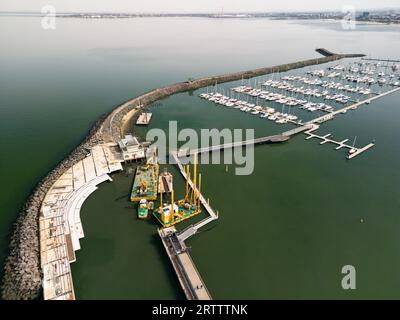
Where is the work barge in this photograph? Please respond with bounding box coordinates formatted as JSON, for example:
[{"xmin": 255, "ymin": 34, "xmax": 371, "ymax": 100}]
[{"xmin": 6, "ymin": 48, "xmax": 392, "ymax": 301}]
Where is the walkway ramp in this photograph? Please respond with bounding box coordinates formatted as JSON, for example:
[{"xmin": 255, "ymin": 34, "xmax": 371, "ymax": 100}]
[
  {"xmin": 177, "ymin": 215, "xmax": 218, "ymax": 243},
  {"xmin": 177, "ymin": 225, "xmax": 197, "ymax": 242},
  {"xmin": 282, "ymin": 124, "xmax": 314, "ymax": 137},
  {"xmin": 177, "ymin": 134, "xmax": 289, "ymax": 157}
]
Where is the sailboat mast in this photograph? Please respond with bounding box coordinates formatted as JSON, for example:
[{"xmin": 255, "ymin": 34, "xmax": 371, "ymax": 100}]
[
  {"xmin": 352, "ymin": 136, "xmax": 357, "ymax": 147},
  {"xmin": 159, "ymin": 183, "xmax": 163, "ymax": 210},
  {"xmin": 171, "ymin": 190, "xmax": 175, "ymax": 223},
  {"xmin": 185, "ymin": 165, "xmax": 190, "ymax": 202},
  {"xmin": 197, "ymin": 174, "xmax": 202, "ymax": 208},
  {"xmin": 193, "ymin": 154, "xmax": 197, "ymax": 204}
]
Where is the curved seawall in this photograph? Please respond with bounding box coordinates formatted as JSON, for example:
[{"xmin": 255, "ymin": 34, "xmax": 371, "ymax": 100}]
[
  {"xmin": 1, "ymin": 118, "xmax": 106, "ymax": 299},
  {"xmin": 1, "ymin": 49, "xmax": 360, "ymax": 299}
]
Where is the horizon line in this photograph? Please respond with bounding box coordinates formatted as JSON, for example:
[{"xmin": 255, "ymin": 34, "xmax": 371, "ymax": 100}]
[{"xmin": 0, "ymin": 7, "xmax": 399, "ymax": 15}]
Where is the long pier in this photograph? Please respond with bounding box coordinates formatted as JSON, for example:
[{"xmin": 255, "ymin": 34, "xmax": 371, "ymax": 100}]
[
  {"xmin": 158, "ymin": 227, "xmax": 212, "ymax": 300},
  {"xmin": 307, "ymin": 86, "xmax": 400, "ymax": 125},
  {"xmin": 176, "ymin": 135, "xmax": 288, "ymax": 157},
  {"xmin": 282, "ymin": 124, "xmax": 314, "ymax": 136},
  {"xmin": 175, "ymin": 124, "xmax": 313, "ymax": 157}
]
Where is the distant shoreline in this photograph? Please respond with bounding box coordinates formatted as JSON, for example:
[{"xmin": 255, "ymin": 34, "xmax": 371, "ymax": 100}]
[{"xmin": 0, "ymin": 12, "xmax": 399, "ymax": 25}]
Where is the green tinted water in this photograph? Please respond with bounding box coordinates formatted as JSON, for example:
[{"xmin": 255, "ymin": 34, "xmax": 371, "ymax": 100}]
[{"xmin": 1, "ymin": 16, "xmax": 400, "ymax": 299}]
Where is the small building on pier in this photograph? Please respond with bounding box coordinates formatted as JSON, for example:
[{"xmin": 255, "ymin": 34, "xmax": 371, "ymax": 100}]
[{"xmin": 118, "ymin": 134, "xmax": 146, "ymax": 161}]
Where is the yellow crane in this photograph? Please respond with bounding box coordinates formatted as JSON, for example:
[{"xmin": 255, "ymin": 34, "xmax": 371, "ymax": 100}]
[{"xmin": 154, "ymin": 153, "xmax": 203, "ymax": 227}]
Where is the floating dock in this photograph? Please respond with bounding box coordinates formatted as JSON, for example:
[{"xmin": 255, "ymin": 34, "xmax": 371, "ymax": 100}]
[
  {"xmin": 305, "ymin": 125, "xmax": 375, "ymax": 160},
  {"xmin": 136, "ymin": 112, "xmax": 152, "ymax": 125},
  {"xmin": 347, "ymin": 143, "xmax": 375, "ymax": 159}
]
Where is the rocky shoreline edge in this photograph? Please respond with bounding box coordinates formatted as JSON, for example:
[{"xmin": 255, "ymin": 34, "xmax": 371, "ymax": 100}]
[{"xmin": 1, "ymin": 116, "xmax": 107, "ymax": 300}]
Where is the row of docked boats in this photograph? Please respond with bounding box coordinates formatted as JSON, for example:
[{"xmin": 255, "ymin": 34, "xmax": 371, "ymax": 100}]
[
  {"xmin": 306, "ymin": 65, "xmax": 346, "ymax": 77},
  {"xmin": 198, "ymin": 59, "xmax": 400, "ymax": 129},
  {"xmin": 291, "ymin": 70, "xmax": 391, "ymax": 86},
  {"xmin": 199, "ymin": 92, "xmax": 299, "ymax": 124},
  {"xmin": 304, "ymin": 60, "xmax": 400, "ymax": 87},
  {"xmin": 233, "ymin": 86, "xmax": 308, "ymax": 106},
  {"xmin": 353, "ymin": 61, "xmax": 400, "ymax": 72},
  {"xmin": 344, "ymin": 74, "xmax": 399, "ymax": 86},
  {"xmin": 281, "ymin": 76, "xmax": 372, "ymax": 96},
  {"xmin": 232, "ymin": 85, "xmax": 337, "ymax": 110},
  {"xmin": 260, "ymin": 80, "xmax": 353, "ymax": 104}
]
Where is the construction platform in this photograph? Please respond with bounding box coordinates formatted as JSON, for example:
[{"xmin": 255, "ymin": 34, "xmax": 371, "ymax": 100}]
[
  {"xmin": 152, "ymin": 155, "xmax": 204, "ymax": 227},
  {"xmin": 130, "ymin": 162, "xmax": 159, "ymax": 201},
  {"xmin": 153, "ymin": 201, "xmax": 201, "ymax": 228},
  {"xmin": 152, "ymin": 152, "xmax": 219, "ymax": 299}
]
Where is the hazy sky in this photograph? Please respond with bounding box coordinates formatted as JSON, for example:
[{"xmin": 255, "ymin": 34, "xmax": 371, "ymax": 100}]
[{"xmin": 1, "ymin": 0, "xmax": 399, "ymax": 13}]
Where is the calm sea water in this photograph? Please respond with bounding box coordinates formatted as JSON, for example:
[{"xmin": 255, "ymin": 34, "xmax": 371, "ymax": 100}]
[{"xmin": 1, "ymin": 16, "xmax": 400, "ymax": 299}]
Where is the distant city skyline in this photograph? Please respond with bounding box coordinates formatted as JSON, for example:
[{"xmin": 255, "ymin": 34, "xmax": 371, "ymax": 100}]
[{"xmin": 1, "ymin": 0, "xmax": 400, "ymax": 14}]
